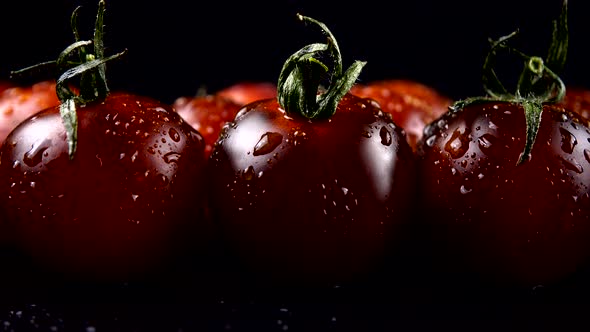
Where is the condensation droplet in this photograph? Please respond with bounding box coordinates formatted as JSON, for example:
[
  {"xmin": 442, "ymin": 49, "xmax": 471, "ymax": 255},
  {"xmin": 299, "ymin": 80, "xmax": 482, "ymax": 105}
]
[
  {"xmin": 460, "ymin": 185, "xmax": 472, "ymax": 194},
  {"xmin": 242, "ymin": 166, "xmax": 256, "ymax": 181},
  {"xmin": 379, "ymin": 126, "xmax": 392, "ymax": 146},
  {"xmin": 425, "ymin": 135, "xmax": 436, "ymax": 147},
  {"xmin": 560, "ymin": 127, "xmax": 577, "ymax": 154},
  {"xmin": 444, "ymin": 128, "xmax": 469, "ymax": 159},
  {"xmin": 23, "ymin": 139, "xmax": 51, "ymax": 167},
  {"xmin": 253, "ymin": 132, "xmax": 283, "ymax": 156},
  {"xmin": 169, "ymin": 128, "xmax": 180, "ymax": 142},
  {"xmin": 477, "ymin": 134, "xmax": 495, "ymax": 149},
  {"xmin": 163, "ymin": 152, "xmax": 181, "ymax": 164}
]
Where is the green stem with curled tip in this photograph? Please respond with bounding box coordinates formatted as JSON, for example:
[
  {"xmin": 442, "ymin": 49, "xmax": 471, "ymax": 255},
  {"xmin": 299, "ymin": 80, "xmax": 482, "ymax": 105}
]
[
  {"xmin": 277, "ymin": 14, "xmax": 366, "ymax": 120},
  {"xmin": 10, "ymin": 0, "xmax": 125, "ymax": 159},
  {"xmin": 451, "ymin": 0, "xmax": 568, "ymax": 166}
]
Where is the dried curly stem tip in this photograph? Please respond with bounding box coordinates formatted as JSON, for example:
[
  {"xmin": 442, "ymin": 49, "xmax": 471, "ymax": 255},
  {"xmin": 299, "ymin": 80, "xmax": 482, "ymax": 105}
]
[
  {"xmin": 451, "ymin": 0, "xmax": 568, "ymax": 166},
  {"xmin": 277, "ymin": 14, "xmax": 366, "ymax": 120}
]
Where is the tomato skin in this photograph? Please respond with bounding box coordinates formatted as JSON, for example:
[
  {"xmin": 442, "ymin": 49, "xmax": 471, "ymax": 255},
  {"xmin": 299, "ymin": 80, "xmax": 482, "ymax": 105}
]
[
  {"xmin": 208, "ymin": 94, "xmax": 417, "ymax": 287},
  {"xmin": 0, "ymin": 80, "xmax": 61, "ymax": 146},
  {"xmin": 350, "ymin": 79, "xmax": 451, "ymax": 151},
  {"xmin": 0, "ymin": 92, "xmax": 210, "ymax": 283},
  {"xmin": 417, "ymin": 101, "xmax": 590, "ymax": 288},
  {"xmin": 560, "ymin": 86, "xmax": 590, "ymax": 121},
  {"xmin": 216, "ymin": 81, "xmax": 277, "ymax": 106},
  {"xmin": 173, "ymin": 94, "xmax": 242, "ymax": 158}
]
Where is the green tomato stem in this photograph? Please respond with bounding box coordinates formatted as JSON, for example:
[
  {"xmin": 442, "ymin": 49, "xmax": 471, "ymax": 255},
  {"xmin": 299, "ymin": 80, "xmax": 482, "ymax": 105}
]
[{"xmin": 277, "ymin": 14, "xmax": 366, "ymax": 120}]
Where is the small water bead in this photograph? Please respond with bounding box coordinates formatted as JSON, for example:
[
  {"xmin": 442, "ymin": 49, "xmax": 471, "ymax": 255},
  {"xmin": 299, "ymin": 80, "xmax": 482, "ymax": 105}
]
[
  {"xmin": 163, "ymin": 152, "xmax": 181, "ymax": 164},
  {"xmin": 253, "ymin": 132, "xmax": 283, "ymax": 156},
  {"xmin": 379, "ymin": 126, "xmax": 392, "ymax": 146},
  {"xmin": 169, "ymin": 128, "xmax": 180, "ymax": 142}
]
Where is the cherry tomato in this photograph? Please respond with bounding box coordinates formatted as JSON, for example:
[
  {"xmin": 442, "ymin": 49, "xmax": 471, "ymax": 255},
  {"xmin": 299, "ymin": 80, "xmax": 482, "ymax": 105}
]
[
  {"xmin": 0, "ymin": 80, "xmax": 61, "ymax": 145},
  {"xmin": 207, "ymin": 15, "xmax": 416, "ymax": 288},
  {"xmin": 350, "ymin": 79, "xmax": 451, "ymax": 151}
]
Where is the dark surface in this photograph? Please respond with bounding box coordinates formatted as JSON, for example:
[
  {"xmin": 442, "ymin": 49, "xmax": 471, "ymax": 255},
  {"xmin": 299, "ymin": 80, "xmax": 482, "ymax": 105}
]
[{"xmin": 2, "ymin": 1, "xmax": 590, "ymax": 331}]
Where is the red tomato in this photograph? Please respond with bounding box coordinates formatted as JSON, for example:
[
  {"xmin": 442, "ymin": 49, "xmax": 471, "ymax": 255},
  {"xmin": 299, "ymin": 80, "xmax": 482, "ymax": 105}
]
[
  {"xmin": 351, "ymin": 79, "xmax": 451, "ymax": 151},
  {"xmin": 0, "ymin": 0, "xmax": 211, "ymax": 284},
  {"xmin": 207, "ymin": 15, "xmax": 416, "ymax": 288},
  {"xmin": 173, "ymin": 82, "xmax": 277, "ymax": 158},
  {"xmin": 560, "ymin": 86, "xmax": 590, "ymax": 121},
  {"xmin": 216, "ymin": 81, "xmax": 277, "ymax": 106},
  {"xmin": 417, "ymin": 102, "xmax": 590, "ymax": 288},
  {"xmin": 173, "ymin": 94, "xmax": 242, "ymax": 157},
  {"xmin": 0, "ymin": 92, "xmax": 210, "ymax": 282},
  {"xmin": 0, "ymin": 80, "xmax": 61, "ymax": 145}
]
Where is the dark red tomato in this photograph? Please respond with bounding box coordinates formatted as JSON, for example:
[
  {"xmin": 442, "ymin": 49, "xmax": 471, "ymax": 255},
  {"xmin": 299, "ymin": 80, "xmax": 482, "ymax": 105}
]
[
  {"xmin": 216, "ymin": 81, "xmax": 277, "ymax": 106},
  {"xmin": 0, "ymin": 80, "xmax": 61, "ymax": 145},
  {"xmin": 173, "ymin": 94, "xmax": 242, "ymax": 158},
  {"xmin": 208, "ymin": 93, "xmax": 416, "ymax": 287},
  {"xmin": 417, "ymin": 101, "xmax": 590, "ymax": 288},
  {"xmin": 560, "ymin": 86, "xmax": 590, "ymax": 121},
  {"xmin": 350, "ymin": 79, "xmax": 452, "ymax": 151},
  {"xmin": 0, "ymin": 92, "xmax": 210, "ymax": 282}
]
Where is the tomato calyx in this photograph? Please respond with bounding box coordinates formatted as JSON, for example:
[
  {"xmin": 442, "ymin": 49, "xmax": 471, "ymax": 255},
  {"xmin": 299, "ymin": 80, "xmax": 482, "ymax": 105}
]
[
  {"xmin": 11, "ymin": 0, "xmax": 125, "ymax": 158},
  {"xmin": 449, "ymin": 0, "xmax": 568, "ymax": 165},
  {"xmin": 277, "ymin": 14, "xmax": 366, "ymax": 120}
]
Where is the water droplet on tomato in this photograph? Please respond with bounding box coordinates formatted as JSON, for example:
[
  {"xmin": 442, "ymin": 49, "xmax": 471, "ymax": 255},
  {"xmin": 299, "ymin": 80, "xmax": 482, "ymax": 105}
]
[
  {"xmin": 477, "ymin": 134, "xmax": 495, "ymax": 149},
  {"xmin": 242, "ymin": 166, "xmax": 256, "ymax": 181},
  {"xmin": 444, "ymin": 128, "xmax": 469, "ymax": 159},
  {"xmin": 460, "ymin": 185, "xmax": 472, "ymax": 194},
  {"xmin": 425, "ymin": 135, "xmax": 436, "ymax": 147},
  {"xmin": 23, "ymin": 139, "xmax": 51, "ymax": 167},
  {"xmin": 560, "ymin": 157, "xmax": 584, "ymax": 174},
  {"xmin": 147, "ymin": 147, "xmax": 156, "ymax": 154},
  {"xmin": 560, "ymin": 128, "xmax": 577, "ymax": 154},
  {"xmin": 163, "ymin": 152, "xmax": 181, "ymax": 164},
  {"xmin": 169, "ymin": 128, "xmax": 180, "ymax": 142},
  {"xmin": 253, "ymin": 132, "xmax": 283, "ymax": 156},
  {"xmin": 584, "ymin": 149, "xmax": 590, "ymax": 163},
  {"xmin": 379, "ymin": 126, "xmax": 392, "ymax": 146}
]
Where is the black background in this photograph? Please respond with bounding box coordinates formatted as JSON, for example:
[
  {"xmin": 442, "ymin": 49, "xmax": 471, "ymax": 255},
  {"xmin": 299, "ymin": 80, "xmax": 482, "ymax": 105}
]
[{"xmin": 1, "ymin": 0, "xmax": 589, "ymax": 105}]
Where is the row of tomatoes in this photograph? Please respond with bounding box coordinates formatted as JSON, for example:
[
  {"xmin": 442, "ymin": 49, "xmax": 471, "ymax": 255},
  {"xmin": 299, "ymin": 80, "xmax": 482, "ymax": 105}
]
[
  {"xmin": 1, "ymin": 76, "xmax": 589, "ymax": 292},
  {"xmin": 1, "ymin": 0, "xmax": 589, "ymax": 296}
]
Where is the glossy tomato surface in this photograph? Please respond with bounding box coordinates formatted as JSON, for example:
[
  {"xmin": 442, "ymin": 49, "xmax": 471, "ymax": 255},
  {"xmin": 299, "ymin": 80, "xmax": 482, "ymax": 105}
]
[
  {"xmin": 0, "ymin": 80, "xmax": 61, "ymax": 145},
  {"xmin": 216, "ymin": 81, "xmax": 277, "ymax": 106},
  {"xmin": 560, "ymin": 86, "xmax": 590, "ymax": 121},
  {"xmin": 0, "ymin": 92, "xmax": 210, "ymax": 283},
  {"xmin": 173, "ymin": 94, "xmax": 242, "ymax": 157},
  {"xmin": 417, "ymin": 101, "xmax": 590, "ymax": 288},
  {"xmin": 208, "ymin": 93, "xmax": 417, "ymax": 288},
  {"xmin": 350, "ymin": 79, "xmax": 452, "ymax": 151}
]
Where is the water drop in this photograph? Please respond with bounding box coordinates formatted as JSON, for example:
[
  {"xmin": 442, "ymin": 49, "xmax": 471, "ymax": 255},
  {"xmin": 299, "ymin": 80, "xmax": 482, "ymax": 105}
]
[
  {"xmin": 169, "ymin": 128, "xmax": 180, "ymax": 142},
  {"xmin": 23, "ymin": 139, "xmax": 51, "ymax": 167},
  {"xmin": 253, "ymin": 132, "xmax": 283, "ymax": 156},
  {"xmin": 163, "ymin": 152, "xmax": 181, "ymax": 164},
  {"xmin": 425, "ymin": 135, "xmax": 436, "ymax": 147},
  {"xmin": 460, "ymin": 185, "xmax": 472, "ymax": 194},
  {"xmin": 242, "ymin": 166, "xmax": 256, "ymax": 181},
  {"xmin": 560, "ymin": 128, "xmax": 577, "ymax": 154},
  {"xmin": 477, "ymin": 134, "xmax": 495, "ymax": 149},
  {"xmin": 131, "ymin": 194, "xmax": 139, "ymax": 202},
  {"xmin": 444, "ymin": 128, "xmax": 469, "ymax": 159},
  {"xmin": 379, "ymin": 126, "xmax": 392, "ymax": 146}
]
